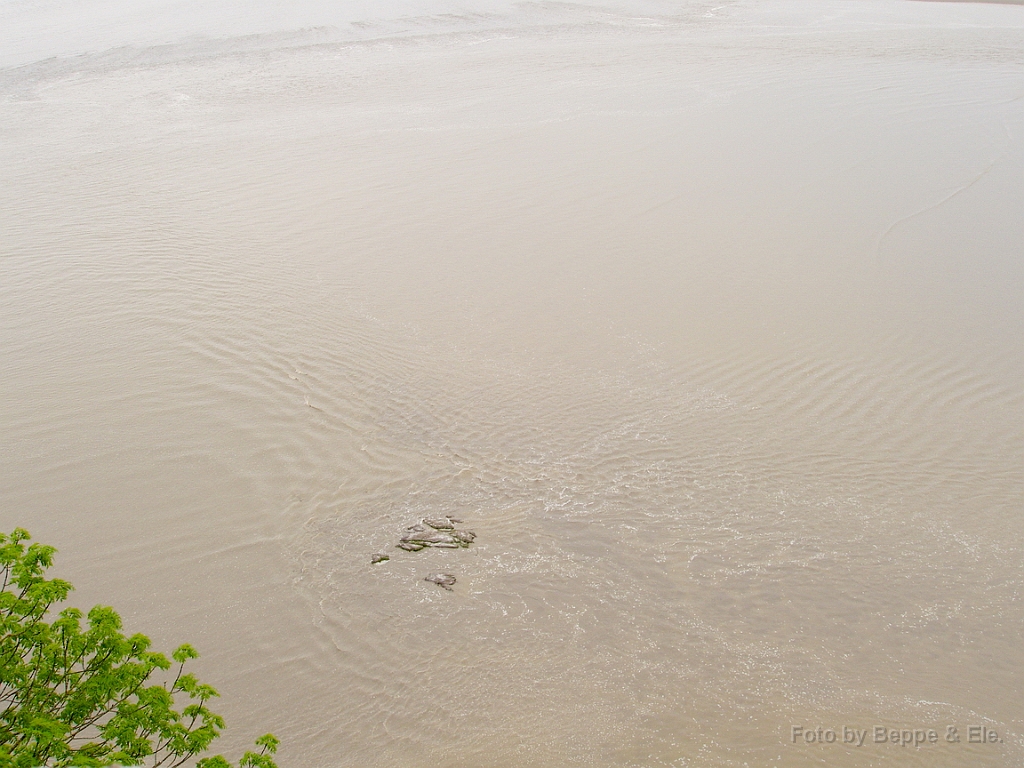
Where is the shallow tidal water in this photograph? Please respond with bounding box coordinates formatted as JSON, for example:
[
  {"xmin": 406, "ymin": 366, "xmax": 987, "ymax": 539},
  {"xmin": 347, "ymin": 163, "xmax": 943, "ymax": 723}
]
[{"xmin": 2, "ymin": 0, "xmax": 1024, "ymax": 765}]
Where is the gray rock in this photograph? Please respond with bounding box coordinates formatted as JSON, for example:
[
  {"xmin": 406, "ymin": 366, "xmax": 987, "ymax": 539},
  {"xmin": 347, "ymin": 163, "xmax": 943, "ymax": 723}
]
[
  {"xmin": 370, "ymin": 553, "xmax": 390, "ymax": 564},
  {"xmin": 424, "ymin": 517, "xmax": 456, "ymax": 530},
  {"xmin": 424, "ymin": 573, "xmax": 456, "ymax": 591},
  {"xmin": 402, "ymin": 530, "xmax": 457, "ymax": 545},
  {"xmin": 392, "ymin": 517, "xmax": 477, "ymax": 552}
]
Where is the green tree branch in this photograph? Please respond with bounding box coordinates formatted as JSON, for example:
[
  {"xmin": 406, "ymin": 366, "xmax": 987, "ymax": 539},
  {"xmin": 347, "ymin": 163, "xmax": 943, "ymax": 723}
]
[{"xmin": 0, "ymin": 529, "xmax": 279, "ymax": 768}]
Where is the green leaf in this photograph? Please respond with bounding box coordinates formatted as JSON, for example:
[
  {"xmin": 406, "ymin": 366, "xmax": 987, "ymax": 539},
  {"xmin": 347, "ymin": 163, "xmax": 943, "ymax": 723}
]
[{"xmin": 0, "ymin": 529, "xmax": 281, "ymax": 768}]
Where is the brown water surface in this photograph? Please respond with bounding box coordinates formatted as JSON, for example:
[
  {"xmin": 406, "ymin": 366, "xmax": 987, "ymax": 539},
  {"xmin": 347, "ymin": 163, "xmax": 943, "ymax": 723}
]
[{"xmin": 2, "ymin": 1, "xmax": 1024, "ymax": 765}]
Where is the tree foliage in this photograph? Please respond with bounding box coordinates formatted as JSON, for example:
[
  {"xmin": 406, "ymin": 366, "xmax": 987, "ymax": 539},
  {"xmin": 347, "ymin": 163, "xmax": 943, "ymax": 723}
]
[{"xmin": 0, "ymin": 528, "xmax": 279, "ymax": 767}]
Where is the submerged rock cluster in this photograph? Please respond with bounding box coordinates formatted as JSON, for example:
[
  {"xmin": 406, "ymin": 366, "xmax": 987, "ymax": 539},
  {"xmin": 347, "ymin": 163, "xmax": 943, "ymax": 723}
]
[
  {"xmin": 396, "ymin": 516, "xmax": 476, "ymax": 552},
  {"xmin": 370, "ymin": 515, "xmax": 475, "ymax": 591}
]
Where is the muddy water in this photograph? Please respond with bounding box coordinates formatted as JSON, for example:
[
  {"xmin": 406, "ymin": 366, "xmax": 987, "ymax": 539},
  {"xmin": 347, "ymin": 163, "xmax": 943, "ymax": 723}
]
[{"xmin": 2, "ymin": 0, "xmax": 1024, "ymax": 765}]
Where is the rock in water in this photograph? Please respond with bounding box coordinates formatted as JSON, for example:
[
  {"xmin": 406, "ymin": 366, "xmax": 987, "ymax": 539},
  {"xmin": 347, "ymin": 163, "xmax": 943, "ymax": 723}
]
[
  {"xmin": 423, "ymin": 517, "xmax": 456, "ymax": 530},
  {"xmin": 402, "ymin": 530, "xmax": 456, "ymax": 545},
  {"xmin": 371, "ymin": 553, "xmax": 389, "ymax": 564},
  {"xmin": 396, "ymin": 517, "xmax": 476, "ymax": 551},
  {"xmin": 424, "ymin": 573, "xmax": 457, "ymax": 591}
]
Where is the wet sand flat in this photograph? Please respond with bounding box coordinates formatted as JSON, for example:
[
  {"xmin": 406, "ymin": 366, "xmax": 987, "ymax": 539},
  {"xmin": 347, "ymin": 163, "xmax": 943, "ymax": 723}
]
[{"xmin": 2, "ymin": 0, "xmax": 1024, "ymax": 765}]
